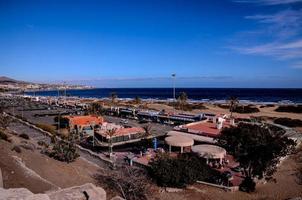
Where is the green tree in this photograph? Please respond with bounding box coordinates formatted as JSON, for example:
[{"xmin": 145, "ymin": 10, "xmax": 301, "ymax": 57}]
[
  {"xmin": 89, "ymin": 102, "xmax": 104, "ymax": 115},
  {"xmin": 149, "ymin": 153, "xmax": 217, "ymax": 188},
  {"xmin": 228, "ymin": 96, "xmax": 239, "ymax": 118},
  {"xmin": 216, "ymin": 123, "xmax": 296, "ymax": 192}
]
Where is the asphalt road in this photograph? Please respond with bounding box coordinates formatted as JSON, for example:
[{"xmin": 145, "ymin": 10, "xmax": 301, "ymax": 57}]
[{"xmin": 104, "ymin": 115, "xmax": 172, "ymax": 137}]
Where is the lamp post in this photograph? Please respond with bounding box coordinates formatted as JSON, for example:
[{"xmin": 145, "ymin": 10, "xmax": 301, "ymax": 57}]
[{"xmin": 172, "ymin": 74, "xmax": 176, "ymax": 113}]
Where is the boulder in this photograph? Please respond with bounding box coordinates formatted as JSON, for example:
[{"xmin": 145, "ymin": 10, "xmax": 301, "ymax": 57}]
[
  {"xmin": 0, "ymin": 183, "xmax": 106, "ymax": 200},
  {"xmin": 47, "ymin": 183, "xmax": 106, "ymax": 200},
  {"xmin": 0, "ymin": 187, "xmax": 50, "ymax": 200},
  {"xmin": 111, "ymin": 196, "xmax": 125, "ymax": 200}
]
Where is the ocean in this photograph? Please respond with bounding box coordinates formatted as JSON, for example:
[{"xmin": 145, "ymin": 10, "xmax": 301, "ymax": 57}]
[{"xmin": 25, "ymin": 88, "xmax": 302, "ymax": 104}]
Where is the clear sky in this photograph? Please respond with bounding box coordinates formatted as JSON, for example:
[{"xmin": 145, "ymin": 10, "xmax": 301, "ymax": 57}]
[{"xmin": 0, "ymin": 0, "xmax": 301, "ymax": 88}]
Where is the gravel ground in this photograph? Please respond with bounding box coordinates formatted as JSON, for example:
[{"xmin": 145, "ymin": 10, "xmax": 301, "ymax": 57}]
[{"xmin": 9, "ymin": 122, "xmax": 51, "ymax": 145}]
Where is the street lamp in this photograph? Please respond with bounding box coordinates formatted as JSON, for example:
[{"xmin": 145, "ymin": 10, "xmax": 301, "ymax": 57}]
[{"xmin": 172, "ymin": 73, "xmax": 176, "ymax": 105}]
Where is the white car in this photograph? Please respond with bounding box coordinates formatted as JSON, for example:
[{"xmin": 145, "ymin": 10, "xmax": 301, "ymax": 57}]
[{"xmin": 121, "ymin": 119, "xmax": 128, "ymax": 124}]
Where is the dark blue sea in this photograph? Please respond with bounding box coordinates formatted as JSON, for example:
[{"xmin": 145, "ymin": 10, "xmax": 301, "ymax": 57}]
[{"xmin": 26, "ymin": 88, "xmax": 302, "ymax": 104}]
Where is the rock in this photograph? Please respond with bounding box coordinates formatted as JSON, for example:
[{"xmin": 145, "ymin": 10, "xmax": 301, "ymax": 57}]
[
  {"xmin": 165, "ymin": 187, "xmax": 183, "ymax": 193},
  {"xmin": 0, "ymin": 183, "xmax": 106, "ymax": 200},
  {"xmin": 0, "ymin": 187, "xmax": 50, "ymax": 200},
  {"xmin": 47, "ymin": 183, "xmax": 106, "ymax": 200},
  {"xmin": 111, "ymin": 196, "xmax": 125, "ymax": 200}
]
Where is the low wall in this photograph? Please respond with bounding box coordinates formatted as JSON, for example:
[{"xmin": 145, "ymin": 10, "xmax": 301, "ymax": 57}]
[{"xmin": 196, "ymin": 180, "xmax": 239, "ymax": 192}]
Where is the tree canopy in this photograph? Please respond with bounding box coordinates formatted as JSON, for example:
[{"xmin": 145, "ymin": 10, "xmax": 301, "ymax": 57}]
[
  {"xmin": 216, "ymin": 123, "xmax": 296, "ymax": 191},
  {"xmin": 89, "ymin": 102, "xmax": 104, "ymax": 115},
  {"xmin": 149, "ymin": 153, "xmax": 217, "ymax": 188}
]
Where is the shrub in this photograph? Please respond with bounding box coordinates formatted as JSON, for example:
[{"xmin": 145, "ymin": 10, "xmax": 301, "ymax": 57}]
[
  {"xmin": 94, "ymin": 166, "xmax": 150, "ymax": 200},
  {"xmin": 217, "ymin": 104, "xmax": 229, "ymax": 109},
  {"xmin": 149, "ymin": 153, "xmax": 216, "ymax": 188},
  {"xmin": 233, "ymin": 105, "xmax": 260, "ymax": 113},
  {"xmin": 275, "ymin": 105, "xmax": 302, "ymax": 113},
  {"xmin": 274, "ymin": 118, "xmax": 302, "ymax": 127},
  {"xmin": 239, "ymin": 177, "xmax": 256, "ymax": 193},
  {"xmin": 260, "ymin": 104, "xmax": 275, "ymax": 108},
  {"xmin": 44, "ymin": 140, "xmax": 79, "ymax": 163},
  {"xmin": 37, "ymin": 140, "xmax": 48, "ymax": 147},
  {"xmin": 19, "ymin": 133, "xmax": 29, "ymax": 140},
  {"xmin": 20, "ymin": 141, "xmax": 35, "ymax": 151},
  {"xmin": 297, "ymin": 167, "xmax": 302, "ymax": 185},
  {"xmin": 35, "ymin": 123, "xmax": 56, "ymax": 135},
  {"xmin": 12, "ymin": 145, "xmax": 22, "ymax": 153},
  {"xmin": 190, "ymin": 103, "xmax": 207, "ymax": 110},
  {"xmin": 0, "ymin": 130, "xmax": 9, "ymax": 141}
]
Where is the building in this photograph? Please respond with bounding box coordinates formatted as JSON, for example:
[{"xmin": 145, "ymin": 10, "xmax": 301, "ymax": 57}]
[
  {"xmin": 169, "ymin": 115, "xmax": 232, "ymax": 143},
  {"xmin": 65, "ymin": 115, "xmax": 104, "ymax": 136},
  {"xmin": 94, "ymin": 122, "xmax": 145, "ymax": 147}
]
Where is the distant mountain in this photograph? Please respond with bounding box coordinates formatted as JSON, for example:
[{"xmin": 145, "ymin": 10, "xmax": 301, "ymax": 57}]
[{"xmin": 0, "ymin": 76, "xmax": 28, "ymax": 84}]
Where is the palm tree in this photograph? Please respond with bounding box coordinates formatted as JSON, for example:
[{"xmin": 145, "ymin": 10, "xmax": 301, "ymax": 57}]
[
  {"xmin": 141, "ymin": 124, "xmax": 153, "ymax": 150},
  {"xmin": 228, "ymin": 96, "xmax": 239, "ymax": 118},
  {"xmin": 142, "ymin": 124, "xmax": 152, "ymax": 138},
  {"xmin": 110, "ymin": 92, "xmax": 118, "ymax": 106},
  {"xmin": 178, "ymin": 92, "xmax": 188, "ymax": 111},
  {"xmin": 134, "ymin": 96, "xmax": 141, "ymax": 105},
  {"xmin": 106, "ymin": 128, "xmax": 117, "ymax": 155}
]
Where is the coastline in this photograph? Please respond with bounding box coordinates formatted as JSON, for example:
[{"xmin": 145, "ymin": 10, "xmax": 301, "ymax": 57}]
[{"xmin": 23, "ymin": 88, "xmax": 302, "ymax": 105}]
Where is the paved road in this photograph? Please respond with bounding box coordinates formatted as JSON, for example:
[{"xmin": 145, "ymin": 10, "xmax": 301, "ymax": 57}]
[{"xmin": 104, "ymin": 115, "xmax": 173, "ymax": 137}]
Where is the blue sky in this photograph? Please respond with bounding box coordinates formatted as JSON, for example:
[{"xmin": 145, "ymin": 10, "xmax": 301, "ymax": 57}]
[{"xmin": 0, "ymin": 0, "xmax": 302, "ymax": 88}]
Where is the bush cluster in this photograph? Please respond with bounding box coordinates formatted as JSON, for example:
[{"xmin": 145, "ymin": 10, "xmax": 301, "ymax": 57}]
[
  {"xmin": 274, "ymin": 118, "xmax": 302, "ymax": 127},
  {"xmin": 12, "ymin": 145, "xmax": 22, "ymax": 153},
  {"xmin": 275, "ymin": 105, "xmax": 302, "ymax": 113},
  {"xmin": 44, "ymin": 140, "xmax": 79, "ymax": 163},
  {"xmin": 233, "ymin": 105, "xmax": 260, "ymax": 113},
  {"xmin": 149, "ymin": 153, "xmax": 217, "ymax": 188},
  {"xmin": 217, "ymin": 104, "xmax": 260, "ymax": 113},
  {"xmin": 35, "ymin": 123, "xmax": 56, "ymax": 135},
  {"xmin": 0, "ymin": 130, "xmax": 9, "ymax": 141},
  {"xmin": 19, "ymin": 133, "xmax": 29, "ymax": 140}
]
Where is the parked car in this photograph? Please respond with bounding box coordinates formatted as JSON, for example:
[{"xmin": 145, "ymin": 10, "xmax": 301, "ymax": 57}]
[
  {"xmin": 120, "ymin": 119, "xmax": 128, "ymax": 124},
  {"xmin": 222, "ymin": 171, "xmax": 233, "ymax": 179}
]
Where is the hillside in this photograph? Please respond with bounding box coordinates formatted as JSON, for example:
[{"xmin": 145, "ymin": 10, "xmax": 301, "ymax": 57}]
[{"xmin": 0, "ymin": 76, "xmax": 28, "ymax": 84}]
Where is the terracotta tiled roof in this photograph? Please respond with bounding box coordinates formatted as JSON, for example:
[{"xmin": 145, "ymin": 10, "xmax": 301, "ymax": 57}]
[
  {"xmin": 96, "ymin": 127, "xmax": 144, "ymax": 137},
  {"xmin": 115, "ymin": 127, "xmax": 144, "ymax": 136},
  {"xmin": 184, "ymin": 121, "xmax": 230, "ymax": 137},
  {"xmin": 66, "ymin": 115, "xmax": 104, "ymax": 126}
]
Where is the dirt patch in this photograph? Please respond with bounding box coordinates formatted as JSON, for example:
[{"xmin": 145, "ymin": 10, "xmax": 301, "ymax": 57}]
[{"xmin": 0, "ymin": 135, "xmax": 101, "ymax": 194}]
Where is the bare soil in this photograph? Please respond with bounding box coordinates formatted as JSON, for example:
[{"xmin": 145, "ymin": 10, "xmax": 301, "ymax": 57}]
[{"xmin": 0, "ymin": 136, "xmax": 100, "ymax": 194}]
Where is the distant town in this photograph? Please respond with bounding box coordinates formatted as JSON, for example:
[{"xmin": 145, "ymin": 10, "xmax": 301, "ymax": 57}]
[{"xmin": 0, "ymin": 76, "xmax": 93, "ymax": 92}]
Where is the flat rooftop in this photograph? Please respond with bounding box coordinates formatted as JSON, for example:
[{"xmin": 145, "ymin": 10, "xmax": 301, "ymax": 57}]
[{"xmin": 183, "ymin": 120, "xmax": 231, "ymax": 137}]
